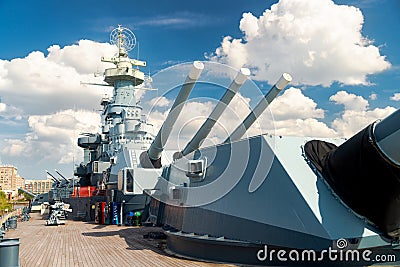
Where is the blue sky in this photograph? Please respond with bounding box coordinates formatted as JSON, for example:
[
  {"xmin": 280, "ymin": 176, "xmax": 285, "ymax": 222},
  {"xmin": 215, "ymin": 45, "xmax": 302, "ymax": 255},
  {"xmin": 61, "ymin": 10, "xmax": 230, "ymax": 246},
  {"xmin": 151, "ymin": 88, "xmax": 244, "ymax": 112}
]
[{"xmin": 0, "ymin": 0, "xmax": 399, "ymax": 179}]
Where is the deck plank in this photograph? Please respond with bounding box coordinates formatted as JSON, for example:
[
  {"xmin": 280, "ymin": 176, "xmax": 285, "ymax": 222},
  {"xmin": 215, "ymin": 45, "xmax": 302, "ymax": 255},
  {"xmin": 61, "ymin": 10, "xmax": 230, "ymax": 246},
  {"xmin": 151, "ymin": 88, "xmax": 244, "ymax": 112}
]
[{"xmin": 4, "ymin": 213, "xmax": 234, "ymax": 267}]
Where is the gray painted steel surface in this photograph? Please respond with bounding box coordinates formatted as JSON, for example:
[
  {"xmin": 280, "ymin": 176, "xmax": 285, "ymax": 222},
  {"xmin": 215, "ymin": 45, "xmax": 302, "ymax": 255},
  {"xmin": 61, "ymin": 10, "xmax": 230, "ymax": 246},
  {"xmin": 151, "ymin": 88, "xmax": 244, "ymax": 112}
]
[{"xmin": 373, "ymin": 109, "xmax": 400, "ymax": 165}]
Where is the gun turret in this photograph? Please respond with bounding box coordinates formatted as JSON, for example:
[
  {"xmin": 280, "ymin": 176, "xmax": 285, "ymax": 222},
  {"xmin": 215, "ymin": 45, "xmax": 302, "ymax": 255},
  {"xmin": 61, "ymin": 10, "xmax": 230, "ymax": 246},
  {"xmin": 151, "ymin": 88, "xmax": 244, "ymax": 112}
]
[
  {"xmin": 17, "ymin": 187, "xmax": 37, "ymax": 198},
  {"xmin": 305, "ymin": 108, "xmax": 400, "ymax": 238},
  {"xmin": 140, "ymin": 61, "xmax": 204, "ymax": 168},
  {"xmin": 225, "ymin": 73, "xmax": 292, "ymax": 143},
  {"xmin": 46, "ymin": 170, "xmax": 61, "ymax": 183},
  {"xmin": 55, "ymin": 169, "xmax": 70, "ymax": 183},
  {"xmin": 49, "ymin": 177, "xmax": 59, "ymax": 184},
  {"xmin": 175, "ymin": 67, "xmax": 250, "ymax": 159}
]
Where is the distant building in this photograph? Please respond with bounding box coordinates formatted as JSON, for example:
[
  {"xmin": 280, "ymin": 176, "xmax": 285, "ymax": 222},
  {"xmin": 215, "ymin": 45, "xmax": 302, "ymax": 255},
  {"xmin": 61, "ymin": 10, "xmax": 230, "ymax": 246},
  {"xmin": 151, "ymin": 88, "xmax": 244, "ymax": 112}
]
[
  {"xmin": 24, "ymin": 178, "xmax": 53, "ymax": 195},
  {"xmin": 0, "ymin": 165, "xmax": 25, "ymax": 197}
]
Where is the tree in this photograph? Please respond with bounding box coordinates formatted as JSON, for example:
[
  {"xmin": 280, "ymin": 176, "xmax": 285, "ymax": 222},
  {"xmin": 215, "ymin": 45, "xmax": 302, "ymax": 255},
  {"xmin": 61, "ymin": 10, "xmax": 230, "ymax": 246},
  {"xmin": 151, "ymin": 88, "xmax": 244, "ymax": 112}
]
[
  {"xmin": 0, "ymin": 191, "xmax": 12, "ymax": 214},
  {"xmin": 18, "ymin": 189, "xmax": 34, "ymax": 201}
]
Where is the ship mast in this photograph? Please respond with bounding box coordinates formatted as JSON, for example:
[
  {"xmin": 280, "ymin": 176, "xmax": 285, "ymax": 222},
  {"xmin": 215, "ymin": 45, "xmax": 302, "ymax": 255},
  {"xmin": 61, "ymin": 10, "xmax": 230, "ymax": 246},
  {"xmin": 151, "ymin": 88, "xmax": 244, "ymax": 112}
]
[{"xmin": 101, "ymin": 25, "xmax": 146, "ymax": 87}]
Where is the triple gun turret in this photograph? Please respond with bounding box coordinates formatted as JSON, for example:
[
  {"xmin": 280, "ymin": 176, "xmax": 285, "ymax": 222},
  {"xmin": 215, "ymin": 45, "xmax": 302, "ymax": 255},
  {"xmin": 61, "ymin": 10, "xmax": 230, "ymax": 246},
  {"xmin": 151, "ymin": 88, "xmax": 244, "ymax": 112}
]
[{"xmin": 140, "ymin": 62, "xmax": 292, "ymax": 168}]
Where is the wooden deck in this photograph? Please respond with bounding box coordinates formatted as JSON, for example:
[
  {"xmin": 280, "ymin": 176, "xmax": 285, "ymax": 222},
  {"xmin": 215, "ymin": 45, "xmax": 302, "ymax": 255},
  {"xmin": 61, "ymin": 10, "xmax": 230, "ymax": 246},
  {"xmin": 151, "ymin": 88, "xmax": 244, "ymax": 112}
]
[{"xmin": 4, "ymin": 213, "xmax": 234, "ymax": 267}]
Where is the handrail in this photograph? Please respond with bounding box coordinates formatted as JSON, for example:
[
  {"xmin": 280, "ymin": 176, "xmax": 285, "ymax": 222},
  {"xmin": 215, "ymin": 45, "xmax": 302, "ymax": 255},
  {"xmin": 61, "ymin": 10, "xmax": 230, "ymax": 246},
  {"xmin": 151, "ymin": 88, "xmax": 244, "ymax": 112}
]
[{"xmin": 0, "ymin": 208, "xmax": 24, "ymax": 225}]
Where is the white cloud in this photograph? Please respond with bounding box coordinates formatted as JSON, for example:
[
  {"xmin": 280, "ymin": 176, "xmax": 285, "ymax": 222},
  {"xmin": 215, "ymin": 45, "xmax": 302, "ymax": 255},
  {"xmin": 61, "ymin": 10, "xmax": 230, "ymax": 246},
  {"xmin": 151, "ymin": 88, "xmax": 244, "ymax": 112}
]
[
  {"xmin": 209, "ymin": 0, "xmax": 391, "ymax": 86},
  {"xmin": 254, "ymin": 88, "xmax": 336, "ymax": 138},
  {"xmin": 243, "ymin": 88, "xmax": 396, "ymax": 139},
  {"xmin": 136, "ymin": 12, "xmax": 217, "ymax": 28},
  {"xmin": 273, "ymin": 118, "xmax": 336, "ymax": 137},
  {"xmin": 0, "ymin": 102, "xmax": 23, "ymax": 120},
  {"xmin": 47, "ymin": 40, "xmax": 117, "ymax": 74},
  {"xmin": 329, "ymin": 90, "xmax": 369, "ymax": 111},
  {"xmin": 2, "ymin": 109, "xmax": 101, "ymax": 164},
  {"xmin": 268, "ymin": 88, "xmax": 325, "ymax": 120},
  {"xmin": 369, "ymin": 93, "xmax": 377, "ymax": 100},
  {"xmin": 330, "ymin": 91, "xmax": 396, "ymax": 137},
  {"xmin": 390, "ymin": 93, "xmax": 400, "ymax": 101},
  {"xmin": 0, "ymin": 40, "xmax": 116, "ymax": 115},
  {"xmin": 0, "ymin": 60, "xmax": 11, "ymax": 88},
  {"xmin": 148, "ymin": 96, "xmax": 171, "ymax": 108}
]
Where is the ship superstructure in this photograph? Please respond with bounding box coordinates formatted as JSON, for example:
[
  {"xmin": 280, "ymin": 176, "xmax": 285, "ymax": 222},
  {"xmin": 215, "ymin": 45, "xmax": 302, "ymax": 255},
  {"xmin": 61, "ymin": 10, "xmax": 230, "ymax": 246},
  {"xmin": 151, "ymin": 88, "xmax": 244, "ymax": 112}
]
[
  {"xmin": 69, "ymin": 26, "xmax": 206, "ymax": 220},
  {"xmin": 74, "ymin": 26, "xmax": 156, "ymax": 188}
]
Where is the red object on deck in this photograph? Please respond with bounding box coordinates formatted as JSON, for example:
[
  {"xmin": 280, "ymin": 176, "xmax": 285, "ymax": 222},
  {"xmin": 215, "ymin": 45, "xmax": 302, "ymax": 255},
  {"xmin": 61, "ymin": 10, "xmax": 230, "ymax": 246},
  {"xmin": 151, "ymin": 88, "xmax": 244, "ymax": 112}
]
[
  {"xmin": 71, "ymin": 186, "xmax": 97, "ymax": 198},
  {"xmin": 95, "ymin": 202, "xmax": 108, "ymax": 224},
  {"xmin": 100, "ymin": 202, "xmax": 107, "ymax": 224}
]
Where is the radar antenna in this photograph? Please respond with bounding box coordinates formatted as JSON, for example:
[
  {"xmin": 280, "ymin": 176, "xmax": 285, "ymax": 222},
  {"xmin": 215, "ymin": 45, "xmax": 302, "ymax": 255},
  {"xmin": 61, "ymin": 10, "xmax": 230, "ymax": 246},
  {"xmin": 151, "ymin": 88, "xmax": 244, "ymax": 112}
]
[{"xmin": 110, "ymin": 25, "xmax": 136, "ymax": 57}]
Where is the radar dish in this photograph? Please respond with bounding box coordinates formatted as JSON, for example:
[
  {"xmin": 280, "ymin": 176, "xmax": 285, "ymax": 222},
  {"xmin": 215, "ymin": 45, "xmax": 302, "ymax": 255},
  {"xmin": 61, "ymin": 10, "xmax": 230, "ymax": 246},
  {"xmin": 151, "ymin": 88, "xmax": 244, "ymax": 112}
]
[{"xmin": 110, "ymin": 25, "xmax": 136, "ymax": 52}]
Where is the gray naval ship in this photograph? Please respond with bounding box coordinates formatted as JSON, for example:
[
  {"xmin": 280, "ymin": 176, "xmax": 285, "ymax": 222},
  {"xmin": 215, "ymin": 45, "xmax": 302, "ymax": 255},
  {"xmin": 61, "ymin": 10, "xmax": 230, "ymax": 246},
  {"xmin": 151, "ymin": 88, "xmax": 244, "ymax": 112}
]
[{"xmin": 67, "ymin": 25, "xmax": 400, "ymax": 266}]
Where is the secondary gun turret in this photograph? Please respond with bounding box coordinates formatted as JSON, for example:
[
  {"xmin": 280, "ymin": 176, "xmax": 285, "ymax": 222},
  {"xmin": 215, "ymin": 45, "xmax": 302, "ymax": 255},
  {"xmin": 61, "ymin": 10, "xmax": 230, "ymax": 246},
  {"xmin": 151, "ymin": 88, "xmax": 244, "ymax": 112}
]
[
  {"xmin": 46, "ymin": 170, "xmax": 61, "ymax": 183},
  {"xmin": 140, "ymin": 61, "xmax": 204, "ymax": 168},
  {"xmin": 305, "ymin": 108, "xmax": 400, "ymax": 238},
  {"xmin": 55, "ymin": 169, "xmax": 70, "ymax": 184}
]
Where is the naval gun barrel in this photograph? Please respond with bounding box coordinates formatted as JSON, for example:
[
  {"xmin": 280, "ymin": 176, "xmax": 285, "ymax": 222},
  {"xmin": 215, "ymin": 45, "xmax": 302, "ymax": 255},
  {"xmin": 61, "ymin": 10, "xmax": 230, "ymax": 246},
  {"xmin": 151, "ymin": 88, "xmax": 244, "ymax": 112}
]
[
  {"xmin": 305, "ymin": 108, "xmax": 400, "ymax": 238},
  {"xmin": 49, "ymin": 177, "xmax": 58, "ymax": 183},
  {"xmin": 45, "ymin": 170, "xmax": 61, "ymax": 182},
  {"xmin": 225, "ymin": 73, "xmax": 292, "ymax": 143},
  {"xmin": 17, "ymin": 187, "xmax": 37, "ymax": 197},
  {"xmin": 177, "ymin": 67, "xmax": 250, "ymax": 158},
  {"xmin": 140, "ymin": 61, "xmax": 204, "ymax": 168},
  {"xmin": 55, "ymin": 169, "xmax": 70, "ymax": 183}
]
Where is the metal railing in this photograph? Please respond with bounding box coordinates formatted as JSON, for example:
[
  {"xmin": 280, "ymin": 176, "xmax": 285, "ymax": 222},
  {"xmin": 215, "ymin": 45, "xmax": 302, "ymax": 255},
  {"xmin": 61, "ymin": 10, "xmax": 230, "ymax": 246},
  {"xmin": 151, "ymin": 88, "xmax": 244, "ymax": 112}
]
[{"xmin": 0, "ymin": 209, "xmax": 23, "ymax": 226}]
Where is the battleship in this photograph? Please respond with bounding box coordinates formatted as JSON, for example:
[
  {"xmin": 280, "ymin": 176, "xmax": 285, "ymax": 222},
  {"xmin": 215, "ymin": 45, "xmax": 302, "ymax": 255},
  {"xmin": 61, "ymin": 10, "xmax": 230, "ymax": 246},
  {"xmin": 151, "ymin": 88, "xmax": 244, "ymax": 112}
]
[{"xmin": 45, "ymin": 25, "xmax": 400, "ymax": 265}]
